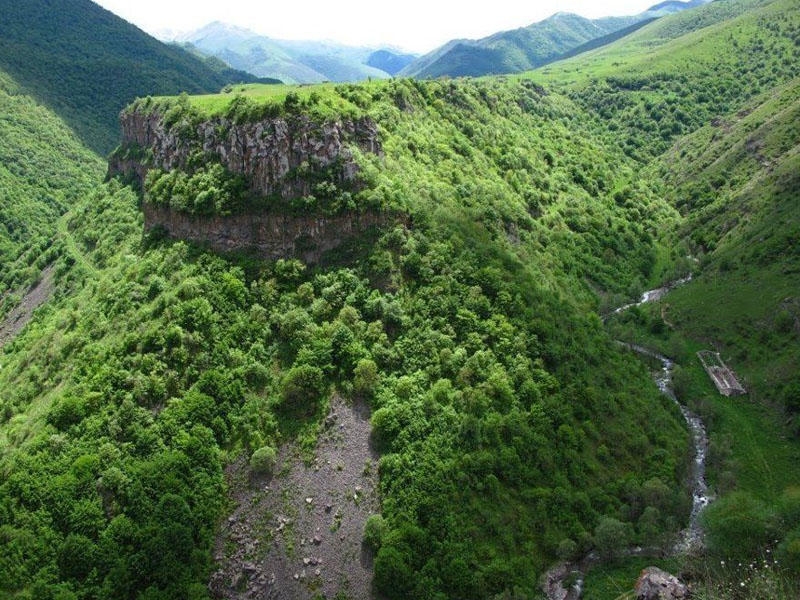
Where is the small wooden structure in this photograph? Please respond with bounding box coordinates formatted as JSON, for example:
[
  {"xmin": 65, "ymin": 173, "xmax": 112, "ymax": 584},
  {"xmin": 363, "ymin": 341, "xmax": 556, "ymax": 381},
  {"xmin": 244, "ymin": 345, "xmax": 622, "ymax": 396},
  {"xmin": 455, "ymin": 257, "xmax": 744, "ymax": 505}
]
[{"xmin": 697, "ymin": 351, "xmax": 746, "ymax": 397}]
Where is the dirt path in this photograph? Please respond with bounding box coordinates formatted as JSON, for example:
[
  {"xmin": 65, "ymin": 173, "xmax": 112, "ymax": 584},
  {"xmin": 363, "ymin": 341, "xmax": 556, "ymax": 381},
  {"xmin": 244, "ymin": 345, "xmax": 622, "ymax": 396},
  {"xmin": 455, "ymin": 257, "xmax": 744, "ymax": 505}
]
[
  {"xmin": 210, "ymin": 396, "xmax": 380, "ymax": 600},
  {"xmin": 0, "ymin": 264, "xmax": 55, "ymax": 349},
  {"xmin": 57, "ymin": 214, "xmax": 98, "ymax": 278}
]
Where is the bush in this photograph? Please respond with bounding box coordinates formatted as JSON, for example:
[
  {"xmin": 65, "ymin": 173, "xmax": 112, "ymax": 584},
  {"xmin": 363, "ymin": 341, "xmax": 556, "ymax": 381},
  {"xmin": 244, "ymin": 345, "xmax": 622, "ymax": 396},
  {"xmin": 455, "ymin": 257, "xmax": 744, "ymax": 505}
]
[
  {"xmin": 353, "ymin": 358, "xmax": 379, "ymax": 398},
  {"xmin": 249, "ymin": 446, "xmax": 277, "ymax": 475},
  {"xmin": 594, "ymin": 517, "xmax": 631, "ymax": 563},
  {"xmin": 363, "ymin": 514, "xmax": 387, "ymax": 552},
  {"xmin": 279, "ymin": 364, "xmax": 326, "ymax": 416}
]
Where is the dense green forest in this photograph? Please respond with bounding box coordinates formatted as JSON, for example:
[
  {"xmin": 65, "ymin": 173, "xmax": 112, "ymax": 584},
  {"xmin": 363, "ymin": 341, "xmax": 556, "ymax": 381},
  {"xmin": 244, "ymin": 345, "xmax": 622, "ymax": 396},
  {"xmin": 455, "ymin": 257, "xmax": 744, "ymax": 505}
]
[
  {"xmin": 0, "ymin": 72, "xmax": 103, "ymax": 312},
  {"xmin": 0, "ymin": 0, "xmax": 261, "ymax": 154},
  {"xmin": 0, "ymin": 0, "xmax": 799, "ymax": 598}
]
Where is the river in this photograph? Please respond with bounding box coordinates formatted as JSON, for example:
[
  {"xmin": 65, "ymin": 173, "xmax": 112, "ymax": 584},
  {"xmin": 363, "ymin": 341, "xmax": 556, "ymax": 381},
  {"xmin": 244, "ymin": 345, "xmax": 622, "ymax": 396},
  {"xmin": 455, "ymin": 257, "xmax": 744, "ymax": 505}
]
[{"xmin": 543, "ymin": 277, "xmax": 709, "ymax": 600}]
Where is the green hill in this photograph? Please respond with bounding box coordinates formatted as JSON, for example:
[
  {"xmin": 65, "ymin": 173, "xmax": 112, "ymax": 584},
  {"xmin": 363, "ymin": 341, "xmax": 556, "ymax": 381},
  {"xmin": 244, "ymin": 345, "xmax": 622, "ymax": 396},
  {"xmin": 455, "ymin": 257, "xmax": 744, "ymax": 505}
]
[
  {"xmin": 401, "ymin": 12, "xmax": 642, "ymax": 78},
  {"xmin": 0, "ymin": 71, "xmax": 103, "ymax": 311},
  {"xmin": 0, "ymin": 0, "xmax": 799, "ymax": 598},
  {"xmin": 399, "ymin": 1, "xmax": 712, "ymax": 80},
  {"xmin": 0, "ymin": 0, "xmax": 261, "ymax": 154},
  {"xmin": 0, "ymin": 55, "xmax": 701, "ymax": 600}
]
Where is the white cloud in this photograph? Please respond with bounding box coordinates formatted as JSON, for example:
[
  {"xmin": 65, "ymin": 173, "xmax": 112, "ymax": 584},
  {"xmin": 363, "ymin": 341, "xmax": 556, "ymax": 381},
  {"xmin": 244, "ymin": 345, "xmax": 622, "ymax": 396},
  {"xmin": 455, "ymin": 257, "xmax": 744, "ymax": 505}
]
[{"xmin": 94, "ymin": 0, "xmax": 662, "ymax": 53}]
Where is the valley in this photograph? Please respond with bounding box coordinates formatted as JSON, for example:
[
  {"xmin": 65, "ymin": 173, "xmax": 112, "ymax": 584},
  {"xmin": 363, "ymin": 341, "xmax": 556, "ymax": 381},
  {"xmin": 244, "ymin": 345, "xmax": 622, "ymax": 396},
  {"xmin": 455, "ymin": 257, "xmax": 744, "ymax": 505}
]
[{"xmin": 0, "ymin": 0, "xmax": 798, "ymax": 599}]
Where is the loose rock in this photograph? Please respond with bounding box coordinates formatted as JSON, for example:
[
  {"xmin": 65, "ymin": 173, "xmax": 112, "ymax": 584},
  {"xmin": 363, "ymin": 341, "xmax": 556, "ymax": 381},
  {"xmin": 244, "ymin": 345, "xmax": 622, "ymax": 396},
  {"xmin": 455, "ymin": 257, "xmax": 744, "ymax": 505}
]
[{"xmin": 635, "ymin": 567, "xmax": 689, "ymax": 600}]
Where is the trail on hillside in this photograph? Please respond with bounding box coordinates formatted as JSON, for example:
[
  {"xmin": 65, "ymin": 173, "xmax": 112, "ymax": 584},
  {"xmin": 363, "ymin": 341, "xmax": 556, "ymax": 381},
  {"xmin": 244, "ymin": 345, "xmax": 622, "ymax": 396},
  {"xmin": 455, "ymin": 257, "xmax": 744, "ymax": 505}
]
[{"xmin": 57, "ymin": 213, "xmax": 99, "ymax": 278}]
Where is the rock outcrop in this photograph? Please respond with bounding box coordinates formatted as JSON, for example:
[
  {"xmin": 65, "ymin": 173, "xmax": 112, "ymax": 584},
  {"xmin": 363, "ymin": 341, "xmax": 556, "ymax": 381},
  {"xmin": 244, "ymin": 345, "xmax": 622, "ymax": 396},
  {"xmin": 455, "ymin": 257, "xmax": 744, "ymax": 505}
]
[
  {"xmin": 109, "ymin": 104, "xmax": 400, "ymax": 263},
  {"xmin": 143, "ymin": 203, "xmax": 400, "ymax": 264},
  {"xmin": 110, "ymin": 108, "xmax": 382, "ymax": 200},
  {"xmin": 635, "ymin": 567, "xmax": 689, "ymax": 600}
]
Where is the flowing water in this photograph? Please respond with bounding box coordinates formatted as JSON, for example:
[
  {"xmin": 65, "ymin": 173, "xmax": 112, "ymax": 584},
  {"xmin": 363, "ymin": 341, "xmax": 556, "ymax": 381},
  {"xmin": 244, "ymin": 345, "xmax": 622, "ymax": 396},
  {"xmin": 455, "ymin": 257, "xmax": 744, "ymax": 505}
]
[
  {"xmin": 619, "ymin": 342, "xmax": 711, "ymax": 553},
  {"xmin": 543, "ymin": 277, "xmax": 709, "ymax": 599}
]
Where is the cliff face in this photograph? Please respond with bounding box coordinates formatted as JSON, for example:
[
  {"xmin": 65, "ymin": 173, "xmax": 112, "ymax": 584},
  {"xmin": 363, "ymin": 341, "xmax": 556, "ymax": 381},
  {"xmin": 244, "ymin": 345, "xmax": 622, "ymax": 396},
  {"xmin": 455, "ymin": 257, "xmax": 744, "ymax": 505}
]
[
  {"xmin": 143, "ymin": 203, "xmax": 399, "ymax": 264},
  {"xmin": 111, "ymin": 109, "xmax": 382, "ymax": 200},
  {"xmin": 110, "ymin": 107, "xmax": 397, "ymax": 263}
]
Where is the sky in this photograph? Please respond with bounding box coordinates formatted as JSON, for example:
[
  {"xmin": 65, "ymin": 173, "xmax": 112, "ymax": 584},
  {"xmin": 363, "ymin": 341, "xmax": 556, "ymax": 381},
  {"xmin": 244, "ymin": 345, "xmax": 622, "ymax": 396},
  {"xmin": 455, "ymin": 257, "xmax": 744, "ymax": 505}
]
[{"xmin": 93, "ymin": 0, "xmax": 663, "ymax": 54}]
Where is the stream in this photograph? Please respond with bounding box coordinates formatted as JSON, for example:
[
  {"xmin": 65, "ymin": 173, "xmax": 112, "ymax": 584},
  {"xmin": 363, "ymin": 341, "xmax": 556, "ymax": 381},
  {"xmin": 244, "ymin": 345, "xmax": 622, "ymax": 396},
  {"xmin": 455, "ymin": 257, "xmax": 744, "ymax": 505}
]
[{"xmin": 543, "ymin": 277, "xmax": 710, "ymax": 600}]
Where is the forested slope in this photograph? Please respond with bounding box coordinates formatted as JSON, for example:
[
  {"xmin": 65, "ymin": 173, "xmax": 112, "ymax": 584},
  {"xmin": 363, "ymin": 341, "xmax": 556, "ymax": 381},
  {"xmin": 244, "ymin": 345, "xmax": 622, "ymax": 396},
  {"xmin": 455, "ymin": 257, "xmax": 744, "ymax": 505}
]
[
  {"xmin": 0, "ymin": 71, "xmax": 103, "ymax": 316},
  {"xmin": 0, "ymin": 0, "xmax": 799, "ymax": 598},
  {"xmin": 0, "ymin": 74, "xmax": 692, "ymax": 600},
  {"xmin": 0, "ymin": 0, "xmax": 260, "ymax": 154}
]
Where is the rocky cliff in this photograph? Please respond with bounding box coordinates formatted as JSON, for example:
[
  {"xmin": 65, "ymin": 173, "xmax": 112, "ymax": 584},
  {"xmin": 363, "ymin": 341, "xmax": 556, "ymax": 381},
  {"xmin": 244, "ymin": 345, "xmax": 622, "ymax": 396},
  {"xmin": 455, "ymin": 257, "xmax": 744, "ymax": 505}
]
[
  {"xmin": 143, "ymin": 203, "xmax": 398, "ymax": 264},
  {"xmin": 110, "ymin": 108, "xmax": 382, "ymax": 199},
  {"xmin": 110, "ymin": 105, "xmax": 399, "ymax": 263}
]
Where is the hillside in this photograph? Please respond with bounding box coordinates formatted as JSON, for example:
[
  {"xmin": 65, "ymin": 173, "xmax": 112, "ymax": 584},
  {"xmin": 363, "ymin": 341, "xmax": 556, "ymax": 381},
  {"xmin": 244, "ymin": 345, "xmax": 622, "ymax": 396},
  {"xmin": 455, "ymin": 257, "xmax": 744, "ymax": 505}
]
[
  {"xmin": 0, "ymin": 71, "xmax": 104, "ymax": 318},
  {"xmin": 535, "ymin": 0, "xmax": 800, "ymax": 593},
  {"xmin": 0, "ymin": 0, "xmax": 261, "ymax": 154},
  {"xmin": 0, "ymin": 0, "xmax": 799, "ymax": 598},
  {"xmin": 401, "ymin": 12, "xmax": 640, "ymax": 78},
  {"xmin": 399, "ymin": 0, "xmax": 709, "ymax": 79},
  {"xmin": 0, "ymin": 71, "xmax": 697, "ymax": 600},
  {"xmin": 174, "ymin": 22, "xmax": 412, "ymax": 84}
]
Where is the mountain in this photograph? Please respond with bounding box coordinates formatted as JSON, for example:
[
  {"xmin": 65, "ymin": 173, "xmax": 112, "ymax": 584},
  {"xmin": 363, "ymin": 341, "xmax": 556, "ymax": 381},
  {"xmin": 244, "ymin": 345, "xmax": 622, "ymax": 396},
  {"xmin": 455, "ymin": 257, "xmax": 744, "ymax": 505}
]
[
  {"xmin": 0, "ymin": 0, "xmax": 262, "ymax": 154},
  {"xmin": 173, "ymin": 22, "xmax": 416, "ymax": 84},
  {"xmin": 400, "ymin": 0, "xmax": 710, "ymax": 79},
  {"xmin": 646, "ymin": 0, "xmax": 710, "ymax": 15},
  {"xmin": 366, "ymin": 49, "xmax": 417, "ymax": 75},
  {"xmin": 1, "ymin": 0, "xmax": 799, "ymax": 598}
]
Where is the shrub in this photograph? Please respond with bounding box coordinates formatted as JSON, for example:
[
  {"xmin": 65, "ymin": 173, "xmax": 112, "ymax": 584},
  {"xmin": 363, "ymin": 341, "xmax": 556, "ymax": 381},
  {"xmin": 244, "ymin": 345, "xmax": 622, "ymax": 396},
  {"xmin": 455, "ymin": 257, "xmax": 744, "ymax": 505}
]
[
  {"xmin": 279, "ymin": 364, "xmax": 326, "ymax": 416},
  {"xmin": 363, "ymin": 514, "xmax": 387, "ymax": 552},
  {"xmin": 249, "ymin": 446, "xmax": 277, "ymax": 475},
  {"xmin": 594, "ymin": 517, "xmax": 631, "ymax": 563}
]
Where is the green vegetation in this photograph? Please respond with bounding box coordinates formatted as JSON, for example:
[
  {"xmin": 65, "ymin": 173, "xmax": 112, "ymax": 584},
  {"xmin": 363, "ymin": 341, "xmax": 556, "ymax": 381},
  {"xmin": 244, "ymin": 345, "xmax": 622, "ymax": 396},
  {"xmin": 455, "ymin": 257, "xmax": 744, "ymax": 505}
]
[
  {"xmin": 0, "ymin": 72, "xmax": 103, "ymax": 314},
  {"xmin": 1, "ymin": 0, "xmax": 799, "ymax": 598},
  {"xmin": 401, "ymin": 12, "xmax": 644, "ymax": 79},
  {"xmin": 1, "ymin": 70, "xmax": 695, "ymax": 599},
  {"xmin": 0, "ymin": 0, "xmax": 261, "ymax": 154}
]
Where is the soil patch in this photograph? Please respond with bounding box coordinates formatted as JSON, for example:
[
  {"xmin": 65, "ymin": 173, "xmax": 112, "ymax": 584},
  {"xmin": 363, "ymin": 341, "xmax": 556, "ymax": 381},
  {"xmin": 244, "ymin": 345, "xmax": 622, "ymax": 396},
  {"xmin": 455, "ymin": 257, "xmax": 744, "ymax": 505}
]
[
  {"xmin": 0, "ymin": 265, "xmax": 55, "ymax": 349},
  {"xmin": 210, "ymin": 396, "xmax": 380, "ymax": 600}
]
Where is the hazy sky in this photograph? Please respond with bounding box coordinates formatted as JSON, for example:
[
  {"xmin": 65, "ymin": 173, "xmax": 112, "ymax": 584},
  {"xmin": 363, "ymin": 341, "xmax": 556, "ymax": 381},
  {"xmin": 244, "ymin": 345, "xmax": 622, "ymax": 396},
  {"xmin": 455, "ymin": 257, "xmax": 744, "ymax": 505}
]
[{"xmin": 93, "ymin": 0, "xmax": 662, "ymax": 53}]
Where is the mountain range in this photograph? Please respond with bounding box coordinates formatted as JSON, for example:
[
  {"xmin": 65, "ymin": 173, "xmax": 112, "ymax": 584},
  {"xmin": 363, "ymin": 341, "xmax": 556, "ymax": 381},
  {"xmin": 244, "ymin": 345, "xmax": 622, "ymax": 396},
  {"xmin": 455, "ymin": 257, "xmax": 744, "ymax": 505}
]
[
  {"xmin": 167, "ymin": 22, "xmax": 417, "ymax": 84},
  {"xmin": 399, "ymin": 0, "xmax": 712, "ymax": 78},
  {"xmin": 158, "ymin": 1, "xmax": 709, "ymax": 85}
]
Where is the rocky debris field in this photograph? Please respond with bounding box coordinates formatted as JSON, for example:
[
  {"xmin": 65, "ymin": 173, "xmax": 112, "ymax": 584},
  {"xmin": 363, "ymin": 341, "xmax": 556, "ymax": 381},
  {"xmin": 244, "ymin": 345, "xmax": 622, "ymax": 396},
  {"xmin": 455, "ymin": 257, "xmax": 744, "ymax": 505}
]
[
  {"xmin": 0, "ymin": 265, "xmax": 54, "ymax": 350},
  {"xmin": 210, "ymin": 396, "xmax": 380, "ymax": 600}
]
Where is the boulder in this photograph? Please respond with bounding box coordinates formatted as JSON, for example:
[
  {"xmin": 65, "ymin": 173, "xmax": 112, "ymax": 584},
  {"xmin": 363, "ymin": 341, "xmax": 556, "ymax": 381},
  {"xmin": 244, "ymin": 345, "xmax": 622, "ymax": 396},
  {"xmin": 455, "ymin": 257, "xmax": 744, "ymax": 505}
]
[{"xmin": 635, "ymin": 567, "xmax": 689, "ymax": 600}]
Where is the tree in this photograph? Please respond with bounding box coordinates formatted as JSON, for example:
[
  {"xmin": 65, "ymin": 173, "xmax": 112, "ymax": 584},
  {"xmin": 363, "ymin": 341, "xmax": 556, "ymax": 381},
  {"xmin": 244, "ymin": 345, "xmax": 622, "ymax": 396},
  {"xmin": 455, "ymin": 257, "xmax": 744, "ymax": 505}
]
[
  {"xmin": 279, "ymin": 364, "xmax": 326, "ymax": 416},
  {"xmin": 594, "ymin": 517, "xmax": 631, "ymax": 563},
  {"xmin": 363, "ymin": 514, "xmax": 387, "ymax": 552}
]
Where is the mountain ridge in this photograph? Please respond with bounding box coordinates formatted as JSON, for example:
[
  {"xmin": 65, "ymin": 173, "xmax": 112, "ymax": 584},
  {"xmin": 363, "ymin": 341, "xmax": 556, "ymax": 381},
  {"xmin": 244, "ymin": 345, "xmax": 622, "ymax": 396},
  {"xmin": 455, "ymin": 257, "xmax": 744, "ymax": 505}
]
[
  {"xmin": 171, "ymin": 21, "xmax": 417, "ymax": 84},
  {"xmin": 400, "ymin": 0, "xmax": 711, "ymax": 78},
  {"xmin": 0, "ymin": 0, "xmax": 263, "ymax": 154}
]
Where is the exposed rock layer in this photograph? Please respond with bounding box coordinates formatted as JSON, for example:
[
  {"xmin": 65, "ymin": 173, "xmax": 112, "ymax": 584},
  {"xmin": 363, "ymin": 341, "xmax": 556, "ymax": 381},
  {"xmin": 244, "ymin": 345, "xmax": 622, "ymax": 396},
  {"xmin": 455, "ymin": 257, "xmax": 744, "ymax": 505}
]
[
  {"xmin": 110, "ymin": 109, "xmax": 382, "ymax": 200},
  {"xmin": 111, "ymin": 107, "xmax": 396, "ymax": 263},
  {"xmin": 143, "ymin": 203, "xmax": 399, "ymax": 264}
]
